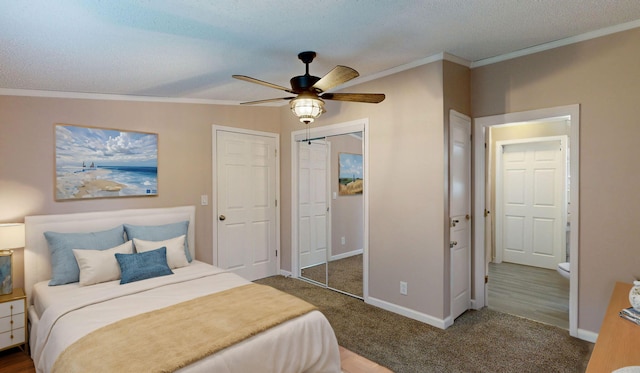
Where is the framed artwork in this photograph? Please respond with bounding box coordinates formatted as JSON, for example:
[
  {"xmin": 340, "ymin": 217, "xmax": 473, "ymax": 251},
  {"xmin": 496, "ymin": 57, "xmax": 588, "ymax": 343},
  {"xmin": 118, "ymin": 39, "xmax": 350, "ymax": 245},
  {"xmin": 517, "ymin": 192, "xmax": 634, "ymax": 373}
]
[
  {"xmin": 338, "ymin": 153, "xmax": 363, "ymax": 195},
  {"xmin": 55, "ymin": 124, "xmax": 158, "ymax": 200}
]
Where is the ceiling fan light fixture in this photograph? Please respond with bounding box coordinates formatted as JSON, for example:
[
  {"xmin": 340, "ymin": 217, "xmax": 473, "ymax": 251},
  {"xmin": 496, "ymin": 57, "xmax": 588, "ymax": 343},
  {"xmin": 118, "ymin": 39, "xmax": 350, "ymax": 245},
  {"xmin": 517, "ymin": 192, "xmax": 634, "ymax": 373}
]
[{"xmin": 290, "ymin": 92, "xmax": 325, "ymax": 124}]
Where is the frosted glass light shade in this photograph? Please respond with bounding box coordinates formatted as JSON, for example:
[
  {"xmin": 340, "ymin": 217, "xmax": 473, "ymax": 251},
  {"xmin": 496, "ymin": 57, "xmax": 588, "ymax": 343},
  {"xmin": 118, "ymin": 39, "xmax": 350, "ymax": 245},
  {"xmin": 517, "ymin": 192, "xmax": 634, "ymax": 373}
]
[
  {"xmin": 0, "ymin": 223, "xmax": 25, "ymax": 250},
  {"xmin": 290, "ymin": 92, "xmax": 325, "ymax": 124}
]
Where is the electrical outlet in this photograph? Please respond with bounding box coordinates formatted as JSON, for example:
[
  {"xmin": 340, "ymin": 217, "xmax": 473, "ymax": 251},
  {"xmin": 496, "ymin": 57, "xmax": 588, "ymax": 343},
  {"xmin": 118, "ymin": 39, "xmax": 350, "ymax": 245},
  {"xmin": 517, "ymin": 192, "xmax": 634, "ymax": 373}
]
[
  {"xmin": 341, "ymin": 236, "xmax": 346, "ymax": 245},
  {"xmin": 400, "ymin": 281, "xmax": 408, "ymax": 295}
]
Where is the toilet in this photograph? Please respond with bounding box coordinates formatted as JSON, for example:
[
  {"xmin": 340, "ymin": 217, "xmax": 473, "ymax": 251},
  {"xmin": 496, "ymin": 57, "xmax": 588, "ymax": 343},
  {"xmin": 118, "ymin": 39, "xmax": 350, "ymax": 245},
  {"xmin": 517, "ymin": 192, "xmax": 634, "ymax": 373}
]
[{"xmin": 557, "ymin": 262, "xmax": 570, "ymax": 279}]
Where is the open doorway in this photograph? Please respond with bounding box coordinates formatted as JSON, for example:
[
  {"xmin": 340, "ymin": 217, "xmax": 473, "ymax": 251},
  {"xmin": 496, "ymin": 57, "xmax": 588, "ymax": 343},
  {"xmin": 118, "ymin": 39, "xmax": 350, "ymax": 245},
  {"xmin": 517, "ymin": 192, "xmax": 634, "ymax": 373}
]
[
  {"xmin": 490, "ymin": 130, "xmax": 570, "ymax": 329},
  {"xmin": 473, "ymin": 105, "xmax": 580, "ymax": 337}
]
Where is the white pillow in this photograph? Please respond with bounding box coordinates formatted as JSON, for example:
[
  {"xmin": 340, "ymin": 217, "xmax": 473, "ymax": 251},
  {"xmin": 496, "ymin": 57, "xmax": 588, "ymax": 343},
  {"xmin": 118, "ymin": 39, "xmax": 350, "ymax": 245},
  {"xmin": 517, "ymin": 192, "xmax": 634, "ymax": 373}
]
[
  {"xmin": 133, "ymin": 235, "xmax": 189, "ymax": 269},
  {"xmin": 73, "ymin": 241, "xmax": 134, "ymax": 286}
]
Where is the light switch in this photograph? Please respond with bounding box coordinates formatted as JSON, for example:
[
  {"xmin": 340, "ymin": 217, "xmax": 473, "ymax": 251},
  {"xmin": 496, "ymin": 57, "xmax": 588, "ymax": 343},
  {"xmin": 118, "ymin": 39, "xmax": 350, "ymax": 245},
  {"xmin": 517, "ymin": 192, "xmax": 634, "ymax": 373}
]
[
  {"xmin": 332, "ymin": 192, "xmax": 337, "ymax": 199},
  {"xmin": 201, "ymin": 195, "xmax": 208, "ymax": 206}
]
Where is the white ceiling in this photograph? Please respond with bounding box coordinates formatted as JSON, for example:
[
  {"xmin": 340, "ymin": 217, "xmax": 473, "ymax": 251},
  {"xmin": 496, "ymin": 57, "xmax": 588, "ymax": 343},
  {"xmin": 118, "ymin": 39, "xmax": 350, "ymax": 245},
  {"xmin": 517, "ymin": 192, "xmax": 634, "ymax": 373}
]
[{"xmin": 1, "ymin": 1, "xmax": 639, "ymax": 105}]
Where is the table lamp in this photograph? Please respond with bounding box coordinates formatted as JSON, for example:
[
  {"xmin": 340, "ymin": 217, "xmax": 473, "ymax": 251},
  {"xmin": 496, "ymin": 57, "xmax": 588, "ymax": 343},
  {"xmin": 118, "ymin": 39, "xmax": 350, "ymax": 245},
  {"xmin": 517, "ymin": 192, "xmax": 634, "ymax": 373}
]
[{"xmin": 0, "ymin": 223, "xmax": 25, "ymax": 295}]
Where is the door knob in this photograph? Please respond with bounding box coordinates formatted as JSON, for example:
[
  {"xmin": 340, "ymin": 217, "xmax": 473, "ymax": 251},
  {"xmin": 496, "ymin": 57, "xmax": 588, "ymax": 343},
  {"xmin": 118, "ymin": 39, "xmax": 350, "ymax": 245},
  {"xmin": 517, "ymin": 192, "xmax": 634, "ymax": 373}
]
[
  {"xmin": 219, "ymin": 215, "xmax": 226, "ymax": 221},
  {"xmin": 450, "ymin": 241, "xmax": 458, "ymax": 248},
  {"xmin": 451, "ymin": 219, "xmax": 459, "ymax": 227}
]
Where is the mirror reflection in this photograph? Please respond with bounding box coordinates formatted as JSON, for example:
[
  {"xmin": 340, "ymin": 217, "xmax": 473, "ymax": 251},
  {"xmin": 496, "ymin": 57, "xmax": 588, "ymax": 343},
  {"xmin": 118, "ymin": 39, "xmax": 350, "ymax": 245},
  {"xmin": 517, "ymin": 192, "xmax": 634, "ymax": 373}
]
[{"xmin": 299, "ymin": 132, "xmax": 364, "ymax": 298}]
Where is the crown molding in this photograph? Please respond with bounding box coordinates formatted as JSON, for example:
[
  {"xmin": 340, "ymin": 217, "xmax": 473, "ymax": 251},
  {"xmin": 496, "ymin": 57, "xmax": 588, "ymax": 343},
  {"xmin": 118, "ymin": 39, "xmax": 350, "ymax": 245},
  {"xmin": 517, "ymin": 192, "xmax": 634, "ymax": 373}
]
[
  {"xmin": 471, "ymin": 19, "xmax": 640, "ymax": 68},
  {"xmin": 0, "ymin": 88, "xmax": 241, "ymax": 105}
]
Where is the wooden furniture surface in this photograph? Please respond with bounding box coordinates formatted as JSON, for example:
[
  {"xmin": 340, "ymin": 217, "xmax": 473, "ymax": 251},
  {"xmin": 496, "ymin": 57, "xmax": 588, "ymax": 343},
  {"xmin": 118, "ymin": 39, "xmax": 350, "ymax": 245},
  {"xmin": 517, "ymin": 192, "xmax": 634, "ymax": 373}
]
[
  {"xmin": 586, "ymin": 282, "xmax": 640, "ymax": 372},
  {"xmin": 0, "ymin": 288, "xmax": 27, "ymax": 353}
]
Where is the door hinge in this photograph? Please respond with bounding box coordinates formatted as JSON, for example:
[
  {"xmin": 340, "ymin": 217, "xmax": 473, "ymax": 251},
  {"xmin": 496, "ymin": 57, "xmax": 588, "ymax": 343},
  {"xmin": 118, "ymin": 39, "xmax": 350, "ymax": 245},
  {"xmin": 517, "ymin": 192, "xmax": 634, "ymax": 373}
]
[
  {"xmin": 275, "ymin": 199, "xmax": 278, "ymax": 207},
  {"xmin": 275, "ymin": 249, "xmax": 278, "ymax": 257},
  {"xmin": 275, "ymin": 149, "xmax": 278, "ymax": 157},
  {"xmin": 485, "ymin": 275, "xmax": 489, "ymax": 284}
]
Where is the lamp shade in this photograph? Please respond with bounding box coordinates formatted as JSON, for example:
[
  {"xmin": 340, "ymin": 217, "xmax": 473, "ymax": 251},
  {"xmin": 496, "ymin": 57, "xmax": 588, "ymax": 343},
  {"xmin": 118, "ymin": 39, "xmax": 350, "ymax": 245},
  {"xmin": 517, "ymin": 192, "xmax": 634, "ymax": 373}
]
[
  {"xmin": 290, "ymin": 92, "xmax": 325, "ymax": 124},
  {"xmin": 0, "ymin": 223, "xmax": 25, "ymax": 250}
]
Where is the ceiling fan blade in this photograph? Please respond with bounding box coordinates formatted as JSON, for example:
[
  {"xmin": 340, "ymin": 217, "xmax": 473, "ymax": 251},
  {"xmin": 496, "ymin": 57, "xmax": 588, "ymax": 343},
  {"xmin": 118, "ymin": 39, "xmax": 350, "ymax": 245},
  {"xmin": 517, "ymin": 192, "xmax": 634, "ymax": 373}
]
[
  {"xmin": 232, "ymin": 75, "xmax": 295, "ymax": 94},
  {"xmin": 239, "ymin": 97, "xmax": 294, "ymax": 105},
  {"xmin": 321, "ymin": 93, "xmax": 385, "ymax": 103},
  {"xmin": 312, "ymin": 66, "xmax": 359, "ymax": 92}
]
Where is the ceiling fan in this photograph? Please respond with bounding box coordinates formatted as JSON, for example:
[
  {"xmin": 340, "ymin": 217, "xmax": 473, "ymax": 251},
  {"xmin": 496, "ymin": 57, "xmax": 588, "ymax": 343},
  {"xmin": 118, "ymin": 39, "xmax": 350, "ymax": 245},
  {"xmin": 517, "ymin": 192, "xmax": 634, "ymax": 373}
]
[{"xmin": 232, "ymin": 51, "xmax": 385, "ymax": 124}]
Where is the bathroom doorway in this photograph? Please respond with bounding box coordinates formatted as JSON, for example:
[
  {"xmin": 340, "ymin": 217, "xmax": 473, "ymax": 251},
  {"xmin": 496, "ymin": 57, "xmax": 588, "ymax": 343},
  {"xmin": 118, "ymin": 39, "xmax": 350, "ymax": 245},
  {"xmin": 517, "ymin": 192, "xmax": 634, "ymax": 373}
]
[
  {"xmin": 489, "ymin": 130, "xmax": 570, "ymax": 329},
  {"xmin": 473, "ymin": 105, "xmax": 579, "ymax": 337}
]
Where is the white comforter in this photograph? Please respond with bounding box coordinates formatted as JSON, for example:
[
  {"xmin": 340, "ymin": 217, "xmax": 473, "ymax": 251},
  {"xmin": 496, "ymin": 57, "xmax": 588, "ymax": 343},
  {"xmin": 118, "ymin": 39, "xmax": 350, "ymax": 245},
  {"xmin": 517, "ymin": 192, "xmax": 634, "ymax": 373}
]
[{"xmin": 31, "ymin": 262, "xmax": 340, "ymax": 373}]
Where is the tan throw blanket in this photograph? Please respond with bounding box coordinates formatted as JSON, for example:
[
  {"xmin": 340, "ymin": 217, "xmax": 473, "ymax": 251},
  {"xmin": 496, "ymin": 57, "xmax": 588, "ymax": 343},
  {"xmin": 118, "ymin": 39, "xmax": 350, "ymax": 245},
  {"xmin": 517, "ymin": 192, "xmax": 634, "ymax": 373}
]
[{"xmin": 52, "ymin": 283, "xmax": 317, "ymax": 373}]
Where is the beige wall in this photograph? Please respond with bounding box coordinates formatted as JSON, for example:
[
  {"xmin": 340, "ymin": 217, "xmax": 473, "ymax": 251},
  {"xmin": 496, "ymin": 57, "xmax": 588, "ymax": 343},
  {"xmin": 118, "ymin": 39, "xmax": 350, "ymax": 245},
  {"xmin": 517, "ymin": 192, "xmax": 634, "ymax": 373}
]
[
  {"xmin": 329, "ymin": 133, "xmax": 364, "ymax": 257},
  {"xmin": 0, "ymin": 96, "xmax": 281, "ymax": 289},
  {"xmin": 472, "ymin": 27, "xmax": 640, "ymax": 332}
]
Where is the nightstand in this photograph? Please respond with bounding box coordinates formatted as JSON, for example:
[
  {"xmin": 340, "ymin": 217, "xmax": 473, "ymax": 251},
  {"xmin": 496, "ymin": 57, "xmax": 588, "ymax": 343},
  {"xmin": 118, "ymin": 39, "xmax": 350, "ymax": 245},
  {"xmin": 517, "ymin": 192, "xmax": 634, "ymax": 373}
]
[{"xmin": 0, "ymin": 288, "xmax": 27, "ymax": 353}]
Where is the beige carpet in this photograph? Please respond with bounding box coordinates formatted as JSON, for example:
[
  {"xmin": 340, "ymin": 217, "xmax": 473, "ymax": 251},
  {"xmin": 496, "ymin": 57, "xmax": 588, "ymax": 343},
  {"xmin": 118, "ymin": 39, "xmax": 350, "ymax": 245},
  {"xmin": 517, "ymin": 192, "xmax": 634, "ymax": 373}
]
[{"xmin": 255, "ymin": 275, "xmax": 593, "ymax": 373}]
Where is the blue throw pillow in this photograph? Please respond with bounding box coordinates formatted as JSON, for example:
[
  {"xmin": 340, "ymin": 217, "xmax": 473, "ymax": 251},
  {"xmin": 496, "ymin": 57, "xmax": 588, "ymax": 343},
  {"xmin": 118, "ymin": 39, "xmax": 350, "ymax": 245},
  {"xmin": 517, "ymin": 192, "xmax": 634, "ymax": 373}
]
[
  {"xmin": 45, "ymin": 225, "xmax": 126, "ymax": 286},
  {"xmin": 124, "ymin": 221, "xmax": 192, "ymax": 262},
  {"xmin": 115, "ymin": 247, "xmax": 173, "ymax": 284}
]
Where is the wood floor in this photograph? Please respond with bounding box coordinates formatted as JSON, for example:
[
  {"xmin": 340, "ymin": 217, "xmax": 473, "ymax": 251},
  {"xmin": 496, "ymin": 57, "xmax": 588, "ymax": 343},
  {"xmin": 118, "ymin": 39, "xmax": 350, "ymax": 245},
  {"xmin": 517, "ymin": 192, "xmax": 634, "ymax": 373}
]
[
  {"xmin": 487, "ymin": 261, "xmax": 569, "ymax": 329},
  {"xmin": 0, "ymin": 347, "xmax": 33, "ymax": 373},
  {"xmin": 0, "ymin": 345, "xmax": 392, "ymax": 373}
]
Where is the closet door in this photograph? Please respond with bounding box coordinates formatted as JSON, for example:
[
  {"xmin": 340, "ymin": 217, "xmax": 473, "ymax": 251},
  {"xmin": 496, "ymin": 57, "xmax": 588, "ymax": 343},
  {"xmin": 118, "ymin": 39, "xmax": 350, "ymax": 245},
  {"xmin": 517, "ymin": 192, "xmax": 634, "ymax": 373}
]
[{"xmin": 298, "ymin": 141, "xmax": 330, "ymax": 285}]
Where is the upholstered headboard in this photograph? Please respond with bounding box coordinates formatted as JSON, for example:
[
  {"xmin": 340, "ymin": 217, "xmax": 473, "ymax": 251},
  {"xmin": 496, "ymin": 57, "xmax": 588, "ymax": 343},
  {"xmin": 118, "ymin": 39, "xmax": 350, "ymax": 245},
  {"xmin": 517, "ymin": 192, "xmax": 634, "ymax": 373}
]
[{"xmin": 24, "ymin": 205, "xmax": 196, "ymax": 305}]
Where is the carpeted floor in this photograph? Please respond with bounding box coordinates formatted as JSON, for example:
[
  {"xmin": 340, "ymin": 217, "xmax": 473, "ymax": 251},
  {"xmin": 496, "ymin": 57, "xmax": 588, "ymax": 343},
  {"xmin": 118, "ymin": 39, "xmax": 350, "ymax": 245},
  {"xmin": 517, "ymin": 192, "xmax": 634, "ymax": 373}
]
[{"xmin": 255, "ymin": 275, "xmax": 593, "ymax": 373}]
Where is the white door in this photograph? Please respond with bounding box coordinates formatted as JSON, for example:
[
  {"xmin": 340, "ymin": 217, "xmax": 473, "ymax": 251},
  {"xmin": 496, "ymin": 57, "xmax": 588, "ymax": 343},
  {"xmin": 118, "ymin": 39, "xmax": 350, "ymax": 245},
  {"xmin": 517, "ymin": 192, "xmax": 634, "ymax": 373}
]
[
  {"xmin": 497, "ymin": 137, "xmax": 567, "ymax": 270},
  {"xmin": 216, "ymin": 130, "xmax": 278, "ymax": 281},
  {"xmin": 450, "ymin": 111, "xmax": 471, "ymax": 320},
  {"xmin": 298, "ymin": 141, "xmax": 330, "ymax": 269}
]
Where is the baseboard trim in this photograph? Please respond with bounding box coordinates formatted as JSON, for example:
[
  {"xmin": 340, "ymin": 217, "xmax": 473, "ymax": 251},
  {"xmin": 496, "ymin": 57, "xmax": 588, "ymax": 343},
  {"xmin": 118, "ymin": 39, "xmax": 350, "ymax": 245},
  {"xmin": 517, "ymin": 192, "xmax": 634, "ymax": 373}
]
[
  {"xmin": 470, "ymin": 299, "xmax": 480, "ymax": 310},
  {"xmin": 279, "ymin": 270, "xmax": 293, "ymax": 278},
  {"xmin": 330, "ymin": 249, "xmax": 363, "ymax": 262},
  {"xmin": 367, "ymin": 296, "xmax": 448, "ymax": 329},
  {"xmin": 577, "ymin": 328, "xmax": 598, "ymax": 343}
]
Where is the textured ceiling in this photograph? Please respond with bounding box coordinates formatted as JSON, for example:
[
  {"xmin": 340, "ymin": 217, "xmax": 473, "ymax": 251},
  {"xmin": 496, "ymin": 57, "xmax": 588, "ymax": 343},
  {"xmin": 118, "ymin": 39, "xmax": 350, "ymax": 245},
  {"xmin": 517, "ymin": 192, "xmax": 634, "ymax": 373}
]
[{"xmin": 1, "ymin": 1, "xmax": 639, "ymax": 104}]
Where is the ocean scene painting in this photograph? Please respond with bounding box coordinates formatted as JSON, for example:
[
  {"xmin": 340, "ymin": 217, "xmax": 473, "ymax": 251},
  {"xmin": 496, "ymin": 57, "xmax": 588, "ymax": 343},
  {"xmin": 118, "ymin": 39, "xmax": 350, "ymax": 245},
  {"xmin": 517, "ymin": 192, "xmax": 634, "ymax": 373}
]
[
  {"xmin": 339, "ymin": 153, "xmax": 363, "ymax": 195},
  {"xmin": 55, "ymin": 124, "xmax": 158, "ymax": 200}
]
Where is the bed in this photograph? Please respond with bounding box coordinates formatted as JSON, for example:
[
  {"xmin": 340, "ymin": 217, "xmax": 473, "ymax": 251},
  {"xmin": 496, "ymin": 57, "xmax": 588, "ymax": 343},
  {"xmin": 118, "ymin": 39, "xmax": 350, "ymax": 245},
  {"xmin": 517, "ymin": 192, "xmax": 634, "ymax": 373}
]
[{"xmin": 24, "ymin": 205, "xmax": 340, "ymax": 373}]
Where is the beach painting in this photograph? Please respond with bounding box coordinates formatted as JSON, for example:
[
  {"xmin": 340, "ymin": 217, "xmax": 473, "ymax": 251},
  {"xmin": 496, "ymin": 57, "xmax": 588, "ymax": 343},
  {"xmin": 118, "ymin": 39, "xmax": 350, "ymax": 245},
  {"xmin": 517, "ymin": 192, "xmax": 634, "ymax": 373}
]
[
  {"xmin": 55, "ymin": 124, "xmax": 158, "ymax": 200},
  {"xmin": 338, "ymin": 153, "xmax": 363, "ymax": 195}
]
